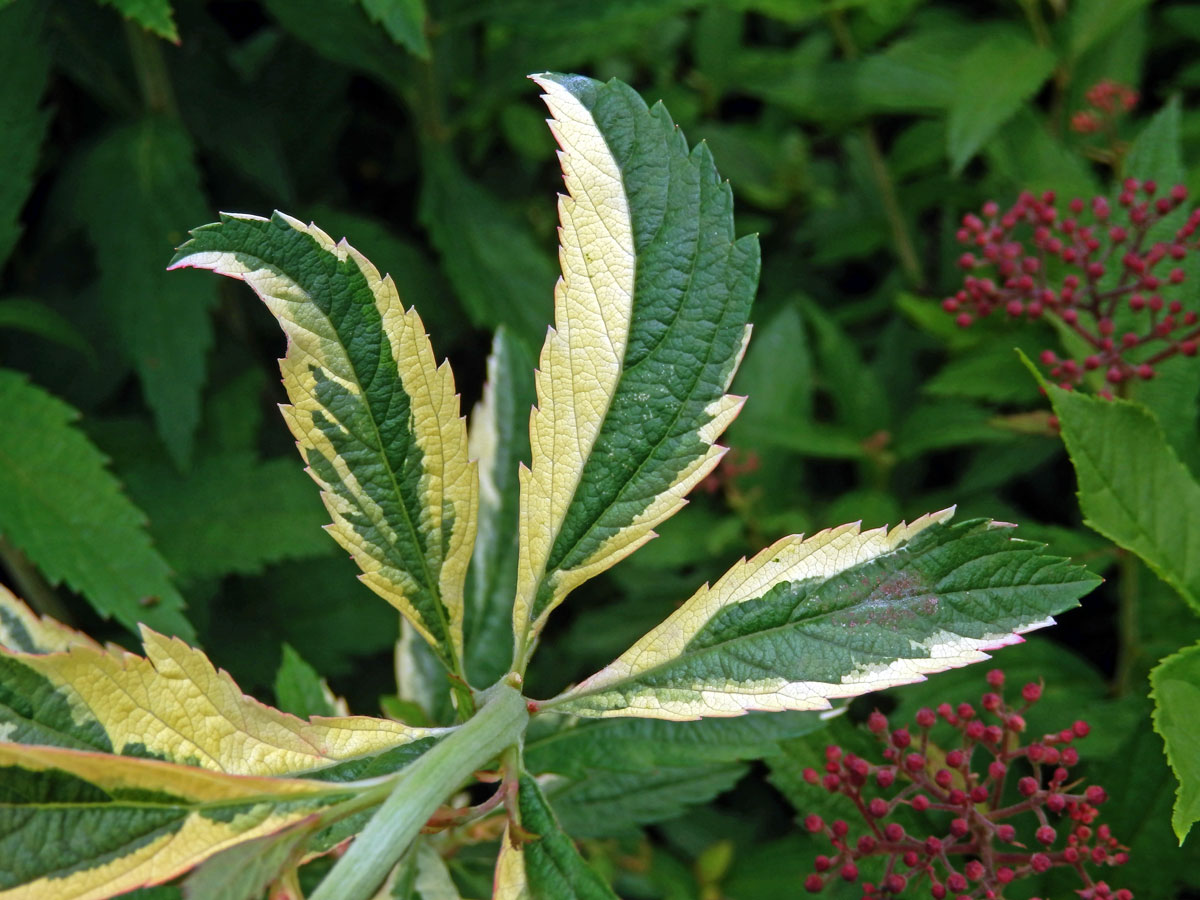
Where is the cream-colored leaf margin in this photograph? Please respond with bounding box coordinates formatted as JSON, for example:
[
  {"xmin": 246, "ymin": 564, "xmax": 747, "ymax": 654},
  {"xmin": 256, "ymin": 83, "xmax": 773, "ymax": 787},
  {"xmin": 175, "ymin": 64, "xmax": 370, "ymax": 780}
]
[
  {"xmin": 0, "ymin": 742, "xmax": 348, "ymax": 900},
  {"xmin": 545, "ymin": 509, "xmax": 1057, "ymax": 720},
  {"xmin": 513, "ymin": 76, "xmax": 637, "ymax": 649},
  {"xmin": 171, "ymin": 213, "xmax": 476, "ymax": 669},
  {"xmin": 0, "ymin": 590, "xmax": 437, "ymax": 775}
]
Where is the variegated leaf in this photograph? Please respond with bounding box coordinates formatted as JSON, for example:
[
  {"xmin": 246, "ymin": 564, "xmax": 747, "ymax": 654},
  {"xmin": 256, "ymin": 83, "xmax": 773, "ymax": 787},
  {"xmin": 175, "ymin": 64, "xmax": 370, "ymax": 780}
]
[
  {"xmin": 514, "ymin": 73, "xmax": 759, "ymax": 664},
  {"xmin": 0, "ymin": 590, "xmax": 439, "ymax": 779},
  {"xmin": 0, "ymin": 583, "xmax": 82, "ymax": 654},
  {"xmin": 170, "ymin": 212, "xmax": 476, "ymax": 675},
  {"xmin": 543, "ymin": 512, "xmax": 1100, "ymax": 720},
  {"xmin": 466, "ymin": 327, "xmax": 535, "ymax": 685},
  {"xmin": 493, "ymin": 777, "xmax": 617, "ymax": 900},
  {"xmin": 0, "ymin": 741, "xmax": 355, "ymax": 900}
]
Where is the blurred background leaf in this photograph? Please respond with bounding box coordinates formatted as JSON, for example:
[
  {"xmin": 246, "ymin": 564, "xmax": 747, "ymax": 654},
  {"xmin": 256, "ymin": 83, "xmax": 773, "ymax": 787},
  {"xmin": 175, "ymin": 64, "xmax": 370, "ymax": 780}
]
[{"xmin": 3, "ymin": 0, "xmax": 1200, "ymax": 894}]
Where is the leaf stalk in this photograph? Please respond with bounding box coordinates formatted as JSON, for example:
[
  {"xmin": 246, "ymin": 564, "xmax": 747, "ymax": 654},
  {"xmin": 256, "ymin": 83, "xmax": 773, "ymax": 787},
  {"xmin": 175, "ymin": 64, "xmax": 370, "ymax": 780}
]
[{"xmin": 308, "ymin": 681, "xmax": 528, "ymax": 900}]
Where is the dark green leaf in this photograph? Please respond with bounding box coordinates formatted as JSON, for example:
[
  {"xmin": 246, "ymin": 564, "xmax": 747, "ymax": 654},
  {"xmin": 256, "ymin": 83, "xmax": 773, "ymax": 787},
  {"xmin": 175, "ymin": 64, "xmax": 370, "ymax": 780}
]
[
  {"xmin": 96, "ymin": 0, "xmax": 179, "ymax": 41},
  {"xmin": 506, "ymin": 776, "xmax": 619, "ymax": 899},
  {"xmin": 419, "ymin": 151, "xmax": 556, "ymax": 350},
  {"xmin": 71, "ymin": 118, "xmax": 217, "ymax": 468},
  {"xmin": 0, "ymin": 1, "xmax": 51, "ymax": 268},
  {"xmin": 122, "ymin": 452, "xmax": 334, "ymax": 582},
  {"xmin": 1151, "ymin": 640, "xmax": 1200, "ymax": 843},
  {"xmin": 1043, "ymin": 383, "xmax": 1200, "ymax": 615},
  {"xmin": 947, "ymin": 33, "xmax": 1055, "ymax": 173},
  {"xmin": 1068, "ymin": 0, "xmax": 1153, "ymax": 59},
  {"xmin": 358, "ymin": 0, "xmax": 429, "ymax": 59},
  {"xmin": 275, "ymin": 644, "xmax": 339, "ymax": 718},
  {"xmin": 0, "ymin": 369, "xmax": 192, "ymax": 639},
  {"xmin": 0, "ymin": 298, "xmax": 93, "ymax": 359}
]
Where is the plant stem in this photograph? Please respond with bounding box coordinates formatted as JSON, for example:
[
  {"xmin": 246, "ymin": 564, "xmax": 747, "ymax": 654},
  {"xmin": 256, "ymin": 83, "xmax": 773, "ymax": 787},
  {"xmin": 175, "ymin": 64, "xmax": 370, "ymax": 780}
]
[
  {"xmin": 1112, "ymin": 550, "xmax": 1140, "ymax": 696},
  {"xmin": 0, "ymin": 537, "xmax": 73, "ymax": 624},
  {"xmin": 827, "ymin": 11, "xmax": 925, "ymax": 289},
  {"xmin": 124, "ymin": 20, "xmax": 177, "ymax": 116},
  {"xmin": 309, "ymin": 681, "xmax": 529, "ymax": 900}
]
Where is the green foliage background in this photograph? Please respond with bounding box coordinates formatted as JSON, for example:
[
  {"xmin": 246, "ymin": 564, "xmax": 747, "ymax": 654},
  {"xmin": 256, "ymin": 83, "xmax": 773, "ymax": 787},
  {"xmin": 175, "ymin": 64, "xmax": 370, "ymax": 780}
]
[{"xmin": 2, "ymin": 0, "xmax": 1200, "ymax": 896}]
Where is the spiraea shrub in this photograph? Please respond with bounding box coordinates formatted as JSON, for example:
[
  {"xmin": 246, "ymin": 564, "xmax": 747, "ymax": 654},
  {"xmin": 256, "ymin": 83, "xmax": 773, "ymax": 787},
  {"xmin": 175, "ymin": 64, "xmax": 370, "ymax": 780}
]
[{"xmin": 0, "ymin": 74, "xmax": 1099, "ymax": 900}]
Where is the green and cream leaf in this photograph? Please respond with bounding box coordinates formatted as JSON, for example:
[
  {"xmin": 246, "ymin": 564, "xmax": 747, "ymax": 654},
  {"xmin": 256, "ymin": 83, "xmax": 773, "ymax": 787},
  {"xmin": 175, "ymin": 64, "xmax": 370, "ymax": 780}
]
[
  {"xmin": 513, "ymin": 73, "xmax": 759, "ymax": 664},
  {"xmin": 465, "ymin": 328, "xmax": 535, "ymax": 685},
  {"xmin": 545, "ymin": 512, "xmax": 1100, "ymax": 720},
  {"xmin": 169, "ymin": 212, "xmax": 477, "ymax": 674},
  {"xmin": 493, "ymin": 776, "xmax": 619, "ymax": 900},
  {"xmin": 0, "ymin": 741, "xmax": 355, "ymax": 900},
  {"xmin": 0, "ymin": 590, "xmax": 439, "ymax": 779}
]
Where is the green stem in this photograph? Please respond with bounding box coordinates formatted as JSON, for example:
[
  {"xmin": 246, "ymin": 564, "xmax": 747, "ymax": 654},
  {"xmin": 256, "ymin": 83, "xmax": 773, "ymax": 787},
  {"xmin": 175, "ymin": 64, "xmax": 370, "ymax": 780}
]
[
  {"xmin": 0, "ymin": 537, "xmax": 73, "ymax": 624},
  {"xmin": 827, "ymin": 12, "xmax": 925, "ymax": 289},
  {"xmin": 124, "ymin": 20, "xmax": 177, "ymax": 116},
  {"xmin": 309, "ymin": 681, "xmax": 529, "ymax": 900},
  {"xmin": 1113, "ymin": 550, "xmax": 1140, "ymax": 697}
]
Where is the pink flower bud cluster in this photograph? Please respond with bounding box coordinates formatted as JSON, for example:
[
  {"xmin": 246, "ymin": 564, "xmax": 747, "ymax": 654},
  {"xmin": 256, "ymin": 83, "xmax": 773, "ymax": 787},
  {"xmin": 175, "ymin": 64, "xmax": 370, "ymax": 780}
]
[
  {"xmin": 799, "ymin": 669, "xmax": 1130, "ymax": 899},
  {"xmin": 1071, "ymin": 80, "xmax": 1139, "ymax": 135},
  {"xmin": 943, "ymin": 182, "xmax": 1200, "ymax": 396}
]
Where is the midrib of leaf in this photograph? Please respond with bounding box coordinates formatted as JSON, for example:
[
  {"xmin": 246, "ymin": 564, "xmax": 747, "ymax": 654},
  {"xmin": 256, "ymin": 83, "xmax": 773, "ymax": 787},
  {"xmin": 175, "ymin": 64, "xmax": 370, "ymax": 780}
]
[
  {"xmin": 230, "ymin": 247, "xmax": 454, "ymax": 668},
  {"xmin": 542, "ymin": 234, "xmax": 733, "ymax": 579}
]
